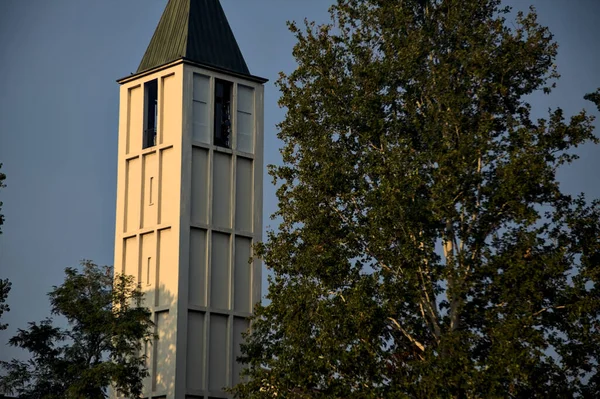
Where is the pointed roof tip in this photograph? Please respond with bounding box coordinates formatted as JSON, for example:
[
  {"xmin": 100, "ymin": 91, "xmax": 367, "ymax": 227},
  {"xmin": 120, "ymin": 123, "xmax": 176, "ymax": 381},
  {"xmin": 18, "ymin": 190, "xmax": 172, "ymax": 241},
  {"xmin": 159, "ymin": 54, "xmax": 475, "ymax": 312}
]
[{"xmin": 137, "ymin": 0, "xmax": 252, "ymax": 77}]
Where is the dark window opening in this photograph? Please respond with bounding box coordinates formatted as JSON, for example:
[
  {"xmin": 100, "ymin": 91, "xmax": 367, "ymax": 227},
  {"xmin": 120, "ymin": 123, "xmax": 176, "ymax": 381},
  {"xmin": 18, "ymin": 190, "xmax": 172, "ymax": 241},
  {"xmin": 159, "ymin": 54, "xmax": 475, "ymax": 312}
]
[
  {"xmin": 144, "ymin": 80, "xmax": 158, "ymax": 149},
  {"xmin": 214, "ymin": 79, "xmax": 232, "ymax": 148}
]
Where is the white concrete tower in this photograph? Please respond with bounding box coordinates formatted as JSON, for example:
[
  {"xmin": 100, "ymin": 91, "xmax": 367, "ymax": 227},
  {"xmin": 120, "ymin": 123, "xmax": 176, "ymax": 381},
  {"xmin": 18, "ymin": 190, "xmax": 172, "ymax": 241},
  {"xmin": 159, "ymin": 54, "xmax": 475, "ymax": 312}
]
[{"xmin": 112, "ymin": 1, "xmax": 266, "ymax": 398}]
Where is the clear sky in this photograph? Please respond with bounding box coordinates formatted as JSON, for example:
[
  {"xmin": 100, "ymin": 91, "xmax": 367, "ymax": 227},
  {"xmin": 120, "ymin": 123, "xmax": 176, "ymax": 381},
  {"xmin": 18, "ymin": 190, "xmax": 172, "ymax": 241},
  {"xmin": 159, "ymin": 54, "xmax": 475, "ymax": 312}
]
[{"xmin": 0, "ymin": 0, "xmax": 599, "ymax": 362}]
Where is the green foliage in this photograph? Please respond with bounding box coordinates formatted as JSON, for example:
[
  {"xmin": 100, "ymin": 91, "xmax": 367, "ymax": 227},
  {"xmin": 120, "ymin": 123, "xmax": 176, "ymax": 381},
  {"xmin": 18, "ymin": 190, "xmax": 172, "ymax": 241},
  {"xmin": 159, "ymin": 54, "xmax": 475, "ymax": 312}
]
[
  {"xmin": 0, "ymin": 261, "xmax": 154, "ymax": 399},
  {"xmin": 0, "ymin": 278, "xmax": 10, "ymax": 331},
  {"xmin": 0, "ymin": 162, "xmax": 5, "ymax": 234},
  {"xmin": 0, "ymin": 164, "xmax": 11, "ymax": 332},
  {"xmin": 233, "ymin": 0, "xmax": 600, "ymax": 397}
]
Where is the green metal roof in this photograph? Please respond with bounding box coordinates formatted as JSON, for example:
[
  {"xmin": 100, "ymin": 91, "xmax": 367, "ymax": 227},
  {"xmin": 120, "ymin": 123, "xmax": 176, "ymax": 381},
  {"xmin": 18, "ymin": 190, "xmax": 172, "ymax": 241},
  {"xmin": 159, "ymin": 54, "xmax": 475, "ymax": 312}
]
[{"xmin": 137, "ymin": 0, "xmax": 251, "ymax": 76}]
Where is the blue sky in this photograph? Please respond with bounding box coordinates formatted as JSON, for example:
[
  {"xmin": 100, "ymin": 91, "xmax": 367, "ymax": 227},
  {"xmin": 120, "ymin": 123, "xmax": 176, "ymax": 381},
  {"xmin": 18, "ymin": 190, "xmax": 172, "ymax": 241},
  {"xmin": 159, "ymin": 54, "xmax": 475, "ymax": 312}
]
[{"xmin": 0, "ymin": 0, "xmax": 599, "ymax": 362}]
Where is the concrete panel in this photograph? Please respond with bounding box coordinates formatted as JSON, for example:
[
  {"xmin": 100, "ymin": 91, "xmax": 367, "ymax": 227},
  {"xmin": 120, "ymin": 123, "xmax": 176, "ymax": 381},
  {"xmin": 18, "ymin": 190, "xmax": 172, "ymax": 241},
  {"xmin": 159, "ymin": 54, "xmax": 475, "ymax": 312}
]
[
  {"xmin": 142, "ymin": 152, "xmax": 157, "ymax": 228},
  {"xmin": 193, "ymin": 74, "xmax": 210, "ymax": 143},
  {"xmin": 153, "ymin": 311, "xmax": 174, "ymax": 393},
  {"xmin": 211, "ymin": 232, "xmax": 230, "ymax": 310},
  {"xmin": 142, "ymin": 337, "xmax": 153, "ymax": 394},
  {"xmin": 209, "ymin": 314, "xmax": 228, "ymax": 391},
  {"xmin": 236, "ymin": 85, "xmax": 254, "ymax": 153},
  {"xmin": 193, "ymin": 73, "xmax": 210, "ymax": 101},
  {"xmin": 234, "ymin": 237, "xmax": 252, "ymax": 313},
  {"xmin": 191, "ymin": 148, "xmax": 209, "ymax": 225},
  {"xmin": 186, "ymin": 311, "xmax": 205, "ymax": 391},
  {"xmin": 142, "ymin": 233, "xmax": 156, "ymax": 342},
  {"xmin": 123, "ymin": 236, "xmax": 138, "ymax": 279},
  {"xmin": 141, "ymin": 232, "xmax": 155, "ymax": 287},
  {"xmin": 237, "ymin": 85, "xmax": 253, "ymax": 113},
  {"xmin": 161, "ymin": 74, "xmax": 178, "ymax": 145},
  {"xmin": 212, "ymin": 152, "xmax": 232, "ymax": 228},
  {"xmin": 232, "ymin": 317, "xmax": 250, "ymax": 386},
  {"xmin": 127, "ymin": 85, "xmax": 143, "ymax": 154},
  {"xmin": 235, "ymin": 157, "xmax": 253, "ymax": 232},
  {"xmin": 189, "ymin": 228, "xmax": 207, "ymax": 306},
  {"xmin": 193, "ymin": 101, "xmax": 210, "ymax": 144},
  {"xmin": 159, "ymin": 148, "xmax": 176, "ymax": 225},
  {"xmin": 157, "ymin": 228, "xmax": 175, "ymax": 307},
  {"xmin": 125, "ymin": 157, "xmax": 141, "ymax": 232},
  {"xmin": 236, "ymin": 112, "xmax": 253, "ymax": 153}
]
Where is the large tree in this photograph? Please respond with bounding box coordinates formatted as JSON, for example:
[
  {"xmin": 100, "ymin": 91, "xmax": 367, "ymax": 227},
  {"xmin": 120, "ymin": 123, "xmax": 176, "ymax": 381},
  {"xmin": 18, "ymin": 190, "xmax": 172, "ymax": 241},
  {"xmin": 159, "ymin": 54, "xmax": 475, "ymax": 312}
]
[
  {"xmin": 0, "ymin": 261, "xmax": 154, "ymax": 399},
  {"xmin": 234, "ymin": 0, "xmax": 600, "ymax": 397}
]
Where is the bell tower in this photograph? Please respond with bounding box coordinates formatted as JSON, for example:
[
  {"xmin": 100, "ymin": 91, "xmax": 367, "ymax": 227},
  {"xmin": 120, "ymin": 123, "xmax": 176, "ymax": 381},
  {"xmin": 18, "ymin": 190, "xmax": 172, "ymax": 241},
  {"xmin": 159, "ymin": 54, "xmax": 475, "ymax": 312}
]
[{"xmin": 113, "ymin": 0, "xmax": 266, "ymax": 397}]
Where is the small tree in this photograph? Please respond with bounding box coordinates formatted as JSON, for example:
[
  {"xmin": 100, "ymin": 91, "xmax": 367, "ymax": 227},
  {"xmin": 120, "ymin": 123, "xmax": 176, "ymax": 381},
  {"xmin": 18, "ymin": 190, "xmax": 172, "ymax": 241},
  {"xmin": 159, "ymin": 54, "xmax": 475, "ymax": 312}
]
[
  {"xmin": 0, "ymin": 260, "xmax": 154, "ymax": 399},
  {"xmin": 234, "ymin": 0, "xmax": 600, "ymax": 397}
]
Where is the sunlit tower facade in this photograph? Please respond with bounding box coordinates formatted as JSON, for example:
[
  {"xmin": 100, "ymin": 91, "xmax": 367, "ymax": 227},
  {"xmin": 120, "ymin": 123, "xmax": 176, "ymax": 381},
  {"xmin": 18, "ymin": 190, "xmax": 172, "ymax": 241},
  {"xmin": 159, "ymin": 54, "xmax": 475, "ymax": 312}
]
[{"xmin": 112, "ymin": 0, "xmax": 266, "ymax": 397}]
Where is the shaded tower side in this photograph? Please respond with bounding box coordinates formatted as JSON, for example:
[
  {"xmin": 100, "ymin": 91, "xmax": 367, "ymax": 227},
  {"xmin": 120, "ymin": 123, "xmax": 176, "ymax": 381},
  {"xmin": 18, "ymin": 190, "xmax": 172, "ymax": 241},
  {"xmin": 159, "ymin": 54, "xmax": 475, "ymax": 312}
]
[{"xmin": 178, "ymin": 62, "xmax": 265, "ymax": 399}]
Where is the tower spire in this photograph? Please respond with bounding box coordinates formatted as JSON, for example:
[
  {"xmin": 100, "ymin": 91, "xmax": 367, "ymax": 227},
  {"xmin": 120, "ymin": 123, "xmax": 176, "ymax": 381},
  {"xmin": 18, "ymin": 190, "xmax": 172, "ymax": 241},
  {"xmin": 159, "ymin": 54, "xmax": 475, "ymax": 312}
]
[{"xmin": 137, "ymin": 0, "xmax": 250, "ymax": 75}]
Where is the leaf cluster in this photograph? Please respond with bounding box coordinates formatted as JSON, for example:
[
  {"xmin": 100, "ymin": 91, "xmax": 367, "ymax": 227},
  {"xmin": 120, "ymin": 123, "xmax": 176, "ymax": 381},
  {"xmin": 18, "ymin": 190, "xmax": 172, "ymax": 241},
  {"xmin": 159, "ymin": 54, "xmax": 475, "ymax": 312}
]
[
  {"xmin": 0, "ymin": 278, "xmax": 10, "ymax": 331},
  {"xmin": 0, "ymin": 162, "xmax": 5, "ymax": 234}
]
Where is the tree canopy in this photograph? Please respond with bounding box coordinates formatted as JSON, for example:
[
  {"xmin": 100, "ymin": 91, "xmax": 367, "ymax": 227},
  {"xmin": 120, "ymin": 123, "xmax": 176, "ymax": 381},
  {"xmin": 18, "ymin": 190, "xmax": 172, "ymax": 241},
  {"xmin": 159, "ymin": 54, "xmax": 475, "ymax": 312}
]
[
  {"xmin": 0, "ymin": 261, "xmax": 154, "ymax": 399},
  {"xmin": 234, "ymin": 0, "xmax": 600, "ymax": 397}
]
